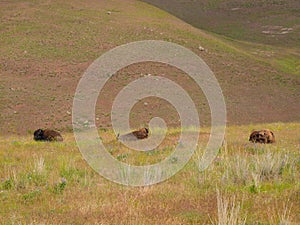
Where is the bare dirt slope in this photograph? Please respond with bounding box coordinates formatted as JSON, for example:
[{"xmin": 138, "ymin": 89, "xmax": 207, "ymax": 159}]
[{"xmin": 0, "ymin": 0, "xmax": 299, "ymax": 135}]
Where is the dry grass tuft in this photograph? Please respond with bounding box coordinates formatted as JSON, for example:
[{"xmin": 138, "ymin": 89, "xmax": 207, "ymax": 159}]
[{"xmin": 210, "ymin": 189, "xmax": 246, "ymax": 225}]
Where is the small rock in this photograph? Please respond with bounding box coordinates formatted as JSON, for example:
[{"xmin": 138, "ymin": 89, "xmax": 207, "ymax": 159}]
[
  {"xmin": 61, "ymin": 177, "xmax": 67, "ymax": 184},
  {"xmin": 262, "ymin": 30, "xmax": 271, "ymax": 34},
  {"xmin": 199, "ymin": 46, "xmax": 205, "ymax": 51},
  {"xmin": 107, "ymin": 11, "xmax": 111, "ymax": 15},
  {"xmin": 66, "ymin": 111, "xmax": 71, "ymax": 115},
  {"xmin": 144, "ymin": 102, "xmax": 148, "ymax": 106}
]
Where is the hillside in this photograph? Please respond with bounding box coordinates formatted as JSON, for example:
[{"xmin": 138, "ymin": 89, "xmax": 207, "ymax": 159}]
[
  {"xmin": 0, "ymin": 0, "xmax": 299, "ymax": 135},
  {"xmin": 141, "ymin": 0, "xmax": 300, "ymax": 48}
]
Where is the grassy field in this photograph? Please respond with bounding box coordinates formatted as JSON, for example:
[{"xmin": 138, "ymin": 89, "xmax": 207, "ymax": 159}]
[{"xmin": 1, "ymin": 123, "xmax": 299, "ymax": 224}]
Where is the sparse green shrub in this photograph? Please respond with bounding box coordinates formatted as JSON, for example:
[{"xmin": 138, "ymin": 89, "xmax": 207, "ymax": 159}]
[
  {"xmin": 22, "ymin": 189, "xmax": 41, "ymax": 202},
  {"xmin": 1, "ymin": 179, "xmax": 14, "ymax": 190},
  {"xmin": 59, "ymin": 159, "xmax": 84, "ymax": 182},
  {"xmin": 116, "ymin": 153, "xmax": 128, "ymax": 161},
  {"xmin": 254, "ymin": 152, "xmax": 288, "ymax": 180},
  {"xmin": 53, "ymin": 178, "xmax": 67, "ymax": 194},
  {"xmin": 221, "ymin": 150, "xmax": 296, "ymax": 188}
]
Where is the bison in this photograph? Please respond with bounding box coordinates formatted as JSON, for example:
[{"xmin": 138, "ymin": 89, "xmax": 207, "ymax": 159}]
[
  {"xmin": 33, "ymin": 129, "xmax": 63, "ymax": 142},
  {"xmin": 249, "ymin": 129, "xmax": 275, "ymax": 144},
  {"xmin": 117, "ymin": 128, "xmax": 149, "ymax": 141}
]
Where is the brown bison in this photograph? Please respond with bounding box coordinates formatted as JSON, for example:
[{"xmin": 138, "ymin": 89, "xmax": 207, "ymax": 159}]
[
  {"xmin": 33, "ymin": 129, "xmax": 63, "ymax": 142},
  {"xmin": 117, "ymin": 128, "xmax": 149, "ymax": 141},
  {"xmin": 249, "ymin": 129, "xmax": 275, "ymax": 144}
]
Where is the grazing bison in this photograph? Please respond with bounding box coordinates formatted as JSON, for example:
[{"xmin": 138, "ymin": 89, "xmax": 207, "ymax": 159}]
[
  {"xmin": 33, "ymin": 129, "xmax": 63, "ymax": 142},
  {"xmin": 117, "ymin": 128, "xmax": 149, "ymax": 141},
  {"xmin": 249, "ymin": 129, "xmax": 275, "ymax": 144}
]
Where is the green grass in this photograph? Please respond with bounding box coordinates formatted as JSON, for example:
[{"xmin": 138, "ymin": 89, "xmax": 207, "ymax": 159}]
[
  {"xmin": 0, "ymin": 123, "xmax": 299, "ymax": 224},
  {"xmin": 275, "ymin": 56, "xmax": 300, "ymax": 76}
]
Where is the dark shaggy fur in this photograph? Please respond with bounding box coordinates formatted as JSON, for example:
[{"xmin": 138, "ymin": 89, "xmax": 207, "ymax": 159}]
[
  {"xmin": 249, "ymin": 129, "xmax": 275, "ymax": 144},
  {"xmin": 117, "ymin": 128, "xmax": 149, "ymax": 141},
  {"xmin": 33, "ymin": 129, "xmax": 63, "ymax": 142}
]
